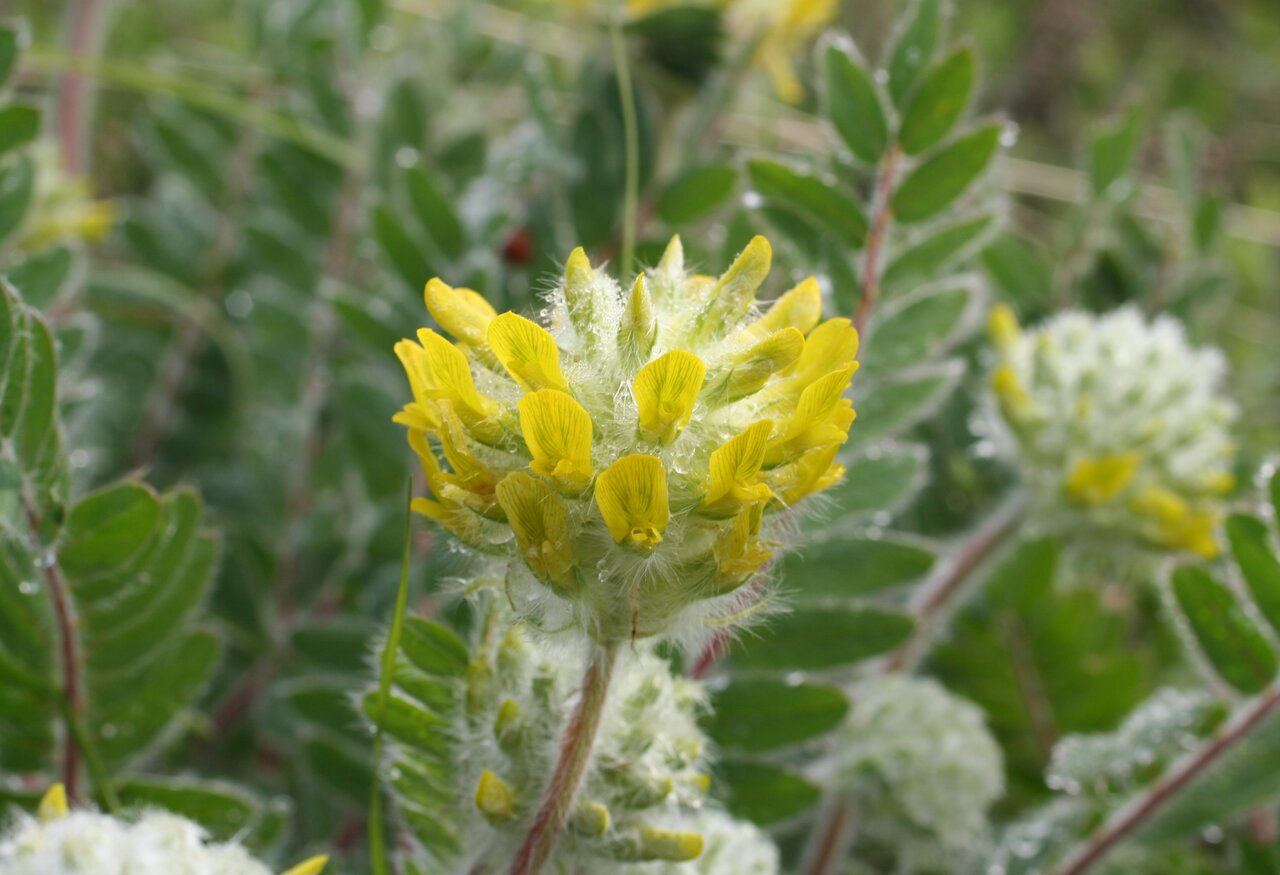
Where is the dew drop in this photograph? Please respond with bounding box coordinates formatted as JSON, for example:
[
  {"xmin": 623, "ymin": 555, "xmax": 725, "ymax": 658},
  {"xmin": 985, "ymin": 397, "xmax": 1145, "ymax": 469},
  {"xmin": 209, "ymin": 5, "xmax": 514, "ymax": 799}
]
[
  {"xmin": 101, "ymin": 723, "xmax": 118, "ymax": 739},
  {"xmin": 69, "ymin": 449, "xmax": 90, "ymax": 469},
  {"xmin": 395, "ymin": 147, "xmax": 421, "ymax": 169},
  {"xmin": 999, "ymin": 122, "xmax": 1021, "ymax": 148},
  {"xmin": 873, "ymin": 69, "xmax": 889, "ymax": 84},
  {"xmin": 225, "ymin": 289, "xmax": 254, "ymax": 319},
  {"xmin": 741, "ymin": 191, "xmax": 763, "ymax": 210},
  {"xmin": 1202, "ymin": 824, "xmax": 1224, "ymax": 844},
  {"xmin": 18, "ymin": 580, "xmax": 38, "ymax": 595}
]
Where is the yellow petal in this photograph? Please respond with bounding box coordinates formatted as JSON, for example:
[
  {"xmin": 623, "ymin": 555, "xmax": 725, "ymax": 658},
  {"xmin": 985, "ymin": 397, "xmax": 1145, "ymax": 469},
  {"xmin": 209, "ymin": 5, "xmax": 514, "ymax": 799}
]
[
  {"xmin": 657, "ymin": 234, "xmax": 684, "ymax": 276},
  {"xmin": 634, "ymin": 350, "xmax": 706, "ymax": 444},
  {"xmin": 744, "ymin": 276, "xmax": 822, "ymax": 340},
  {"xmin": 715, "ymin": 328, "xmax": 805, "ymax": 402},
  {"xmin": 991, "ymin": 364, "xmax": 1031, "ymax": 417},
  {"xmin": 281, "ymin": 855, "xmax": 328, "ymax": 875},
  {"xmin": 988, "ymin": 304, "xmax": 1021, "ymax": 352},
  {"xmin": 769, "ymin": 444, "xmax": 845, "ymax": 505},
  {"xmin": 518, "ymin": 389, "xmax": 594, "ymax": 492},
  {"xmin": 38, "ymin": 784, "xmax": 68, "ymax": 821},
  {"xmin": 488, "ymin": 312, "xmax": 567, "ymax": 392},
  {"xmin": 767, "ymin": 318, "xmax": 860, "ymax": 407},
  {"xmin": 638, "ymin": 826, "xmax": 704, "ymax": 863},
  {"xmin": 595, "ymin": 454, "xmax": 669, "ymax": 550},
  {"xmin": 436, "ymin": 405, "xmax": 501, "ymax": 516},
  {"xmin": 618, "ymin": 274, "xmax": 657, "ymax": 371},
  {"xmin": 564, "ymin": 246, "xmax": 598, "ymax": 334},
  {"xmin": 766, "ymin": 364, "xmax": 858, "ymax": 466},
  {"xmin": 1130, "ymin": 486, "xmax": 1220, "ymax": 558},
  {"xmin": 475, "ymin": 769, "xmax": 517, "ymax": 821},
  {"xmin": 695, "ymin": 236, "xmax": 772, "ymax": 336},
  {"xmin": 703, "ymin": 421, "xmax": 774, "ymax": 517},
  {"xmin": 1065, "ymin": 453, "xmax": 1140, "ymax": 505},
  {"xmin": 495, "ymin": 472, "xmax": 576, "ymax": 591},
  {"xmin": 713, "ymin": 503, "xmax": 772, "ymax": 592},
  {"xmin": 393, "ymin": 339, "xmax": 443, "ymax": 432},
  {"xmin": 416, "ymin": 328, "xmax": 505, "ymax": 444},
  {"xmin": 424, "ymin": 278, "xmax": 497, "ymax": 348}
]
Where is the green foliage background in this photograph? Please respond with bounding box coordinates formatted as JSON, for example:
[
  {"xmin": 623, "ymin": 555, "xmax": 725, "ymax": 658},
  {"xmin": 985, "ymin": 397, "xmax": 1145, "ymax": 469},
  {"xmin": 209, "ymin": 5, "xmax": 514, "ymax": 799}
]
[{"xmin": 1, "ymin": 0, "xmax": 1279, "ymax": 873}]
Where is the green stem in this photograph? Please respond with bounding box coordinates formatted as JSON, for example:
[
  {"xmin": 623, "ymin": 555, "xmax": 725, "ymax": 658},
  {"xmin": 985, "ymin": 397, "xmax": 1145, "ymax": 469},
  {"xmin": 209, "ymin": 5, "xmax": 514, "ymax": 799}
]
[
  {"xmin": 609, "ymin": 5, "xmax": 640, "ymax": 281},
  {"xmin": 369, "ymin": 480, "xmax": 415, "ymax": 875},
  {"xmin": 509, "ymin": 641, "xmax": 620, "ymax": 875}
]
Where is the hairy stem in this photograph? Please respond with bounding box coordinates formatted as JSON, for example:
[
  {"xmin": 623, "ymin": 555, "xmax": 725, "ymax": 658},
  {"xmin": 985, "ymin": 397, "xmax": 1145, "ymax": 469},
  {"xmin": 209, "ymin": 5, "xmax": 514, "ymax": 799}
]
[
  {"xmin": 609, "ymin": 3, "xmax": 640, "ymax": 281},
  {"xmin": 853, "ymin": 144, "xmax": 902, "ymax": 338},
  {"xmin": 56, "ymin": 0, "xmax": 103, "ymax": 175},
  {"xmin": 801, "ymin": 799, "xmax": 858, "ymax": 875},
  {"xmin": 509, "ymin": 642, "xmax": 620, "ymax": 875},
  {"xmin": 1053, "ymin": 682, "xmax": 1280, "ymax": 875},
  {"xmin": 882, "ymin": 490, "xmax": 1029, "ymax": 673}
]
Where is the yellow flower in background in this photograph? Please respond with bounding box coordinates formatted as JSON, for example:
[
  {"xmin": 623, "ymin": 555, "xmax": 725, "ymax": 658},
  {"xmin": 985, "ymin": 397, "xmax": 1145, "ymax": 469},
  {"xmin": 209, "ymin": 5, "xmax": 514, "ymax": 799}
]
[
  {"xmin": 395, "ymin": 235, "xmax": 860, "ymax": 641},
  {"xmin": 14, "ymin": 146, "xmax": 117, "ymax": 253},
  {"xmin": 989, "ymin": 305, "xmax": 1237, "ymax": 558}
]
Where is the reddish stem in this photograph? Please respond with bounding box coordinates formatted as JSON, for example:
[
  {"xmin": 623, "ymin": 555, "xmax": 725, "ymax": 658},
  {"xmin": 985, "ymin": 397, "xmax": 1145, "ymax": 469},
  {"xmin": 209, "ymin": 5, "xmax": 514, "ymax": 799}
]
[
  {"xmin": 56, "ymin": 0, "xmax": 102, "ymax": 176},
  {"xmin": 509, "ymin": 643, "xmax": 618, "ymax": 875},
  {"xmin": 1053, "ymin": 682, "xmax": 1280, "ymax": 875},
  {"xmin": 801, "ymin": 800, "xmax": 857, "ymax": 875},
  {"xmin": 853, "ymin": 145, "xmax": 902, "ymax": 338}
]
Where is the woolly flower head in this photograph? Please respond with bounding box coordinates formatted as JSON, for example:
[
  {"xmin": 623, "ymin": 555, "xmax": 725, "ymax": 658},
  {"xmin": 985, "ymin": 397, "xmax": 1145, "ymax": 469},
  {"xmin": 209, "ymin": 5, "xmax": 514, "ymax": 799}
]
[
  {"xmin": 989, "ymin": 305, "xmax": 1237, "ymax": 558},
  {"xmin": 408, "ymin": 625, "xmax": 712, "ymax": 869},
  {"xmin": 0, "ymin": 785, "xmax": 325, "ymax": 875},
  {"xmin": 395, "ymin": 236, "xmax": 860, "ymax": 644},
  {"xmin": 829, "ymin": 676, "xmax": 1003, "ymax": 872}
]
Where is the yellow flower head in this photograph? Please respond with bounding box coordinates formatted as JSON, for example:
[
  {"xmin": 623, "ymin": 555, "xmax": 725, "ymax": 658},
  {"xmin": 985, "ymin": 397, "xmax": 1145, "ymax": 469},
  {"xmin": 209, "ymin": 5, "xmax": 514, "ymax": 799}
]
[
  {"xmin": 395, "ymin": 236, "xmax": 860, "ymax": 641},
  {"xmin": 989, "ymin": 306, "xmax": 1237, "ymax": 558}
]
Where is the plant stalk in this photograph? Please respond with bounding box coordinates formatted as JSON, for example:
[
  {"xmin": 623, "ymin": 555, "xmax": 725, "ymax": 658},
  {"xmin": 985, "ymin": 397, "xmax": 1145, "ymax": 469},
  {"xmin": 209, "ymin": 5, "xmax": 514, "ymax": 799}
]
[
  {"xmin": 1053, "ymin": 681, "xmax": 1280, "ymax": 875},
  {"xmin": 854, "ymin": 144, "xmax": 902, "ymax": 338},
  {"xmin": 509, "ymin": 641, "xmax": 620, "ymax": 875},
  {"xmin": 609, "ymin": 2, "xmax": 640, "ymax": 281},
  {"xmin": 801, "ymin": 799, "xmax": 858, "ymax": 875}
]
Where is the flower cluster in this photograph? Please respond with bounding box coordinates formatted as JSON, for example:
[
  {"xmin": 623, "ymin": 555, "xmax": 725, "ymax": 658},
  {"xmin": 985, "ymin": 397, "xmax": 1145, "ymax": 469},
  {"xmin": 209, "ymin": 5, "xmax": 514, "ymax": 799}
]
[
  {"xmin": 395, "ymin": 236, "xmax": 860, "ymax": 644},
  {"xmin": 829, "ymin": 676, "xmax": 1004, "ymax": 872},
  {"xmin": 988, "ymin": 305, "xmax": 1237, "ymax": 558},
  {"xmin": 0, "ymin": 785, "xmax": 325, "ymax": 875},
  {"xmin": 406, "ymin": 621, "xmax": 713, "ymax": 870},
  {"xmin": 583, "ymin": 806, "xmax": 779, "ymax": 875},
  {"xmin": 14, "ymin": 145, "xmax": 116, "ymax": 253}
]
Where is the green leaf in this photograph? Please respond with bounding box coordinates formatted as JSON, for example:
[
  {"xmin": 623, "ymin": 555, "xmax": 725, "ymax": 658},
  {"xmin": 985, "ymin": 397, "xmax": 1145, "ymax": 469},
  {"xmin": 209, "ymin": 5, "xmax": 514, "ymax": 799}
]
[
  {"xmin": 886, "ymin": 0, "xmax": 941, "ymax": 106},
  {"xmin": 1271, "ymin": 467, "xmax": 1280, "ymax": 524},
  {"xmin": 898, "ymin": 46, "xmax": 976, "ymax": 155},
  {"xmin": 729, "ymin": 607, "xmax": 913, "ymax": 671},
  {"xmin": 882, "ymin": 214, "xmax": 991, "ymax": 298},
  {"xmin": 785, "ymin": 533, "xmax": 935, "ymax": 600},
  {"xmin": 291, "ymin": 620, "xmax": 377, "ymax": 673},
  {"xmin": 1227, "ymin": 515, "xmax": 1280, "ymax": 639},
  {"xmin": 746, "ymin": 160, "xmax": 867, "ymax": 247},
  {"xmin": 864, "ymin": 285, "xmax": 973, "ymax": 372},
  {"xmin": 1089, "ymin": 108, "xmax": 1144, "ymax": 199},
  {"xmin": 657, "ymin": 164, "xmax": 736, "ymax": 224},
  {"xmin": 931, "ymin": 536, "xmax": 1153, "ymax": 807},
  {"xmin": 115, "ymin": 777, "xmax": 265, "ymax": 843},
  {"xmin": 1172, "ymin": 565, "xmax": 1277, "ymax": 695},
  {"xmin": 399, "ymin": 617, "xmax": 469, "ymax": 677},
  {"xmin": 0, "ymin": 106, "xmax": 39, "ymax": 158},
  {"xmin": 373, "ymin": 202, "xmax": 432, "ymax": 292},
  {"xmin": 58, "ymin": 483, "xmax": 160, "ymax": 578},
  {"xmin": 705, "ymin": 680, "xmax": 849, "ymax": 753},
  {"xmin": 0, "ymin": 27, "xmax": 18, "ymax": 86},
  {"xmin": 4, "ymin": 247, "xmax": 74, "ymax": 310},
  {"xmin": 406, "ymin": 166, "xmax": 465, "ymax": 260},
  {"xmin": 822, "ymin": 40, "xmax": 888, "ymax": 164},
  {"xmin": 0, "ymin": 154, "xmax": 34, "ymax": 245},
  {"xmin": 981, "ymin": 233, "xmax": 1052, "ymax": 308},
  {"xmin": 848, "ymin": 362, "xmax": 963, "ymax": 447},
  {"xmin": 823, "ymin": 443, "xmax": 928, "ymax": 520},
  {"xmin": 716, "ymin": 760, "xmax": 820, "ymax": 825},
  {"xmin": 892, "ymin": 124, "xmax": 1000, "ymax": 223}
]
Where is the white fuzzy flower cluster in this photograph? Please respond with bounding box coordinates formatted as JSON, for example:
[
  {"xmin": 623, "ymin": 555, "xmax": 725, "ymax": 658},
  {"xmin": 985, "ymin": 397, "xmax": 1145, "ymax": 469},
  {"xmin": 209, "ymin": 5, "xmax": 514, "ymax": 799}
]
[
  {"xmin": 405, "ymin": 623, "xmax": 713, "ymax": 870},
  {"xmin": 0, "ymin": 804, "xmax": 322, "ymax": 875},
  {"xmin": 989, "ymin": 305, "xmax": 1237, "ymax": 558},
  {"xmin": 1047, "ymin": 688, "xmax": 1217, "ymax": 798},
  {"xmin": 830, "ymin": 676, "xmax": 1003, "ymax": 872},
  {"xmin": 585, "ymin": 806, "xmax": 779, "ymax": 875}
]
